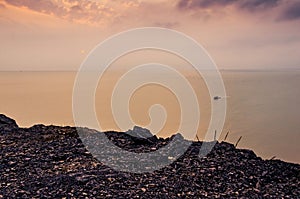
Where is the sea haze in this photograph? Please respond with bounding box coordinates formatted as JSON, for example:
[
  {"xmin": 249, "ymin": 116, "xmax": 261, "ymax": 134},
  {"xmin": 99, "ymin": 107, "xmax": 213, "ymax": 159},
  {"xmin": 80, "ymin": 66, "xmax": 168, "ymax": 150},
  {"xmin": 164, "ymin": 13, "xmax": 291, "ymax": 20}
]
[{"xmin": 0, "ymin": 70, "xmax": 299, "ymax": 163}]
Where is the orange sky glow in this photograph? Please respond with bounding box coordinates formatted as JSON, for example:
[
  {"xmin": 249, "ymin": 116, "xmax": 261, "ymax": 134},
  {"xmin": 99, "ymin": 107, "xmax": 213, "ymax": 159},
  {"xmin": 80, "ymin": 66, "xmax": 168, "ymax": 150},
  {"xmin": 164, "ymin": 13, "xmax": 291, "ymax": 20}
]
[{"xmin": 1, "ymin": 0, "xmax": 300, "ymax": 70}]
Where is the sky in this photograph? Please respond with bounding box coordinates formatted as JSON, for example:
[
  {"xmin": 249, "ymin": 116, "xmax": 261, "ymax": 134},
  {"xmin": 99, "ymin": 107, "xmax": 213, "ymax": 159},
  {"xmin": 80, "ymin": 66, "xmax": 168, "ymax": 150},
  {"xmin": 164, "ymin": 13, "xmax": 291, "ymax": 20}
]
[{"xmin": 1, "ymin": 0, "xmax": 300, "ymax": 71}]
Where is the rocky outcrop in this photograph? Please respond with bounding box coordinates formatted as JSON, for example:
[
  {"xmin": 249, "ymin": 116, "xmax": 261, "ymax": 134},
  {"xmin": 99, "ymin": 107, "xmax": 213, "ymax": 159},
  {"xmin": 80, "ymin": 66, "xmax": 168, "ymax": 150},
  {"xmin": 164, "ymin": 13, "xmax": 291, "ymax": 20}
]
[
  {"xmin": 0, "ymin": 114, "xmax": 299, "ymax": 198},
  {"xmin": 0, "ymin": 114, "xmax": 17, "ymax": 127}
]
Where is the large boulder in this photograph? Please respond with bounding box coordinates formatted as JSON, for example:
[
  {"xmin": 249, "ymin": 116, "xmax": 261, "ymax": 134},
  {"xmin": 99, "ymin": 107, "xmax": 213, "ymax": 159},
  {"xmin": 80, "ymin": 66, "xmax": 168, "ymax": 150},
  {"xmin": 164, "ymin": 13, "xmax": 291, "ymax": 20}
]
[
  {"xmin": 126, "ymin": 126, "xmax": 153, "ymax": 139},
  {"xmin": 126, "ymin": 126, "xmax": 159, "ymax": 144}
]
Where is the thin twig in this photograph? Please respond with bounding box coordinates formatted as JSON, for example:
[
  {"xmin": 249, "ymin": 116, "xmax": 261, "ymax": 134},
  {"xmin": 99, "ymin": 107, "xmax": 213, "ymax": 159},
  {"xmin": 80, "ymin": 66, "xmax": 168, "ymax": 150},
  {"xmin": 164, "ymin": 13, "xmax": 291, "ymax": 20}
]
[
  {"xmin": 224, "ymin": 131, "xmax": 229, "ymax": 141},
  {"xmin": 270, "ymin": 156, "xmax": 276, "ymax": 160},
  {"xmin": 214, "ymin": 130, "xmax": 217, "ymax": 141},
  {"xmin": 235, "ymin": 136, "xmax": 242, "ymax": 147},
  {"xmin": 196, "ymin": 135, "xmax": 200, "ymax": 142}
]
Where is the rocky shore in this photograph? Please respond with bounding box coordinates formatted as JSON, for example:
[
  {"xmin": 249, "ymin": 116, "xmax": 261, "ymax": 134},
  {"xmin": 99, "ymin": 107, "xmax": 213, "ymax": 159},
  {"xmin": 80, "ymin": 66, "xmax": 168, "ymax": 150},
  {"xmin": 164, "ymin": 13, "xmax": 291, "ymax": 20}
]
[{"xmin": 1, "ymin": 114, "xmax": 299, "ymax": 198}]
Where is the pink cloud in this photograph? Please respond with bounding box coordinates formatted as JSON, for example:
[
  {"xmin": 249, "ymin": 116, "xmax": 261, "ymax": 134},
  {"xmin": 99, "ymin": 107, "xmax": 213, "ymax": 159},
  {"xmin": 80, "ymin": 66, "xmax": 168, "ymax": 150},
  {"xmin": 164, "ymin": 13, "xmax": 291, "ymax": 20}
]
[
  {"xmin": 3, "ymin": 0, "xmax": 138, "ymax": 25},
  {"xmin": 0, "ymin": 2, "xmax": 6, "ymax": 8}
]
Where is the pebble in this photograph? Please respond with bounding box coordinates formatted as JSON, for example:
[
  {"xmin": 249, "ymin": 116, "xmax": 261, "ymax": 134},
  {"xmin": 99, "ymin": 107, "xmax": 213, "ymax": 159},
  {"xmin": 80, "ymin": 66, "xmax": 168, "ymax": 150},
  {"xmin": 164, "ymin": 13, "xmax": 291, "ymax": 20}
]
[{"xmin": 0, "ymin": 114, "xmax": 299, "ymax": 198}]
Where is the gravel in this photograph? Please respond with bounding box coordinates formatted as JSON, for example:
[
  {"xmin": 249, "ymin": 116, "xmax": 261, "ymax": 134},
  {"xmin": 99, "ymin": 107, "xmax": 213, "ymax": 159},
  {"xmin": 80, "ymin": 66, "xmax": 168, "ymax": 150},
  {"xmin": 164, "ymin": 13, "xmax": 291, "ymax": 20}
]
[{"xmin": 1, "ymin": 114, "xmax": 299, "ymax": 198}]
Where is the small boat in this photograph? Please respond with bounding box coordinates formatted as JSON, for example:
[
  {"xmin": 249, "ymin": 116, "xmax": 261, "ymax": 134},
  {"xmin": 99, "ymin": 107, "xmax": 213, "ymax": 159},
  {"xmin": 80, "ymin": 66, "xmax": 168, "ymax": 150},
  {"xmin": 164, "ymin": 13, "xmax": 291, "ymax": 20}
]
[{"xmin": 213, "ymin": 96, "xmax": 221, "ymax": 100}]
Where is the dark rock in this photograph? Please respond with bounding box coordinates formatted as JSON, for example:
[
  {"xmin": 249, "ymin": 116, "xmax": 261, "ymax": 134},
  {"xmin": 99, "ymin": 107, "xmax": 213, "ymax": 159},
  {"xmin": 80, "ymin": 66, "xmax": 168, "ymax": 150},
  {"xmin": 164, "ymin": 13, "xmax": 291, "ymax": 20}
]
[
  {"xmin": 0, "ymin": 114, "xmax": 299, "ymax": 198},
  {"xmin": 126, "ymin": 126, "xmax": 153, "ymax": 138},
  {"xmin": 0, "ymin": 114, "xmax": 18, "ymax": 128}
]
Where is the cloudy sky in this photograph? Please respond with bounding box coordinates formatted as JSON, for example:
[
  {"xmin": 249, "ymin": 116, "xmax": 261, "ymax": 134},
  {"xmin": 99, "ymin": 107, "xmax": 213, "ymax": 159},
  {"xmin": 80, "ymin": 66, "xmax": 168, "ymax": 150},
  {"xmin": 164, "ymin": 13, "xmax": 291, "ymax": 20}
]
[{"xmin": 1, "ymin": 0, "xmax": 300, "ymax": 70}]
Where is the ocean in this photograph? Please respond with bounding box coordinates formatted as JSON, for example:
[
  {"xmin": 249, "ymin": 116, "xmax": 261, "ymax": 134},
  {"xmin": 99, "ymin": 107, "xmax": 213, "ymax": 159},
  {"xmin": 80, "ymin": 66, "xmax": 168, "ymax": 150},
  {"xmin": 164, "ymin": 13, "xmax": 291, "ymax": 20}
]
[{"xmin": 0, "ymin": 70, "xmax": 299, "ymax": 163}]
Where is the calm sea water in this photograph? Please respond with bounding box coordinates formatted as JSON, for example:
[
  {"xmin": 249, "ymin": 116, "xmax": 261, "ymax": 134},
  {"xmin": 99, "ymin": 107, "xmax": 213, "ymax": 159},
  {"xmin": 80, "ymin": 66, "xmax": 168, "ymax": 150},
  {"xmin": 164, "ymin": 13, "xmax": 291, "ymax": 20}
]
[{"xmin": 0, "ymin": 70, "xmax": 299, "ymax": 163}]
